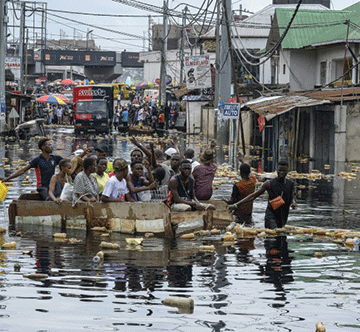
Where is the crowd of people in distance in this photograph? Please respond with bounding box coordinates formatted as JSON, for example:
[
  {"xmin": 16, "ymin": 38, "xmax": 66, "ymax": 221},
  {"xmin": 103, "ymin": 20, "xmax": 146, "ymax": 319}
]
[
  {"xmin": 2, "ymin": 135, "xmax": 297, "ymax": 229},
  {"xmin": 114, "ymin": 98, "xmax": 179, "ymax": 131},
  {"xmin": 43, "ymin": 104, "xmax": 74, "ymax": 125}
]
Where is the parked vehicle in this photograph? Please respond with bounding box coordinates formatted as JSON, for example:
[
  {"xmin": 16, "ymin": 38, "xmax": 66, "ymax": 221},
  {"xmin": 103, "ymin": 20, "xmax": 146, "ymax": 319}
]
[{"xmin": 73, "ymin": 85, "xmax": 114, "ymax": 134}]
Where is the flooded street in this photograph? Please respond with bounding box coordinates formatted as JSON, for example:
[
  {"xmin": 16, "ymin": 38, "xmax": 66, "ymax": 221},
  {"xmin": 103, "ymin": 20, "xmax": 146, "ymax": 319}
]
[{"xmin": 0, "ymin": 128, "xmax": 360, "ymax": 331}]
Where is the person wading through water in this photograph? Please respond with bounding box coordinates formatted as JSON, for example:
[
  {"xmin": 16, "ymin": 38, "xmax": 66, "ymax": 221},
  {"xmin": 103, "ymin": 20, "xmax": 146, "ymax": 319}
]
[{"xmin": 228, "ymin": 159, "xmax": 297, "ymax": 229}]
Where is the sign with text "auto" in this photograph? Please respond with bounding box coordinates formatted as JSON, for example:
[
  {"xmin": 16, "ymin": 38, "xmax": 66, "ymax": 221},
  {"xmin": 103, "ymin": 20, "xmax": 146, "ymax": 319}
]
[{"xmin": 222, "ymin": 103, "xmax": 240, "ymax": 119}]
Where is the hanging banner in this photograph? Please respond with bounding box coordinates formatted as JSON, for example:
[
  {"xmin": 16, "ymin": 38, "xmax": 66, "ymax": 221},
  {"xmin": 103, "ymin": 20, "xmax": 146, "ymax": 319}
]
[
  {"xmin": 258, "ymin": 115, "xmax": 265, "ymax": 132},
  {"xmin": 185, "ymin": 55, "xmax": 212, "ymax": 89},
  {"xmin": 5, "ymin": 56, "xmax": 21, "ymax": 80}
]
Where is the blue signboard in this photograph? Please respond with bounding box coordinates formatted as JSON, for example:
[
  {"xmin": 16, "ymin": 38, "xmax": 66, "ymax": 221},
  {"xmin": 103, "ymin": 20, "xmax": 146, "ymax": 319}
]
[
  {"xmin": 0, "ymin": 96, "xmax": 5, "ymax": 118},
  {"xmin": 222, "ymin": 103, "xmax": 240, "ymax": 119}
]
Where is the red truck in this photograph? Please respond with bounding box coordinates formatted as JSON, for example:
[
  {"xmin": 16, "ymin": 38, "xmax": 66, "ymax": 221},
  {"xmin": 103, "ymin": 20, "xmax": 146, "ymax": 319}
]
[{"xmin": 72, "ymin": 85, "xmax": 114, "ymax": 134}]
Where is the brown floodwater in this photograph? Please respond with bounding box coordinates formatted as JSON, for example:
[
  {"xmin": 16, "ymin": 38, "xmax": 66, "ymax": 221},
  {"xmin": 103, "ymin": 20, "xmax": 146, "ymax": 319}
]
[{"xmin": 0, "ymin": 127, "xmax": 359, "ymax": 331}]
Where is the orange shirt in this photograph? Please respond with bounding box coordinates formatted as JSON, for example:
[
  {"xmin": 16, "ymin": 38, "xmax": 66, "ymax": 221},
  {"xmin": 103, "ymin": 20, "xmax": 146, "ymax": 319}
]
[{"xmin": 231, "ymin": 174, "xmax": 256, "ymax": 216}]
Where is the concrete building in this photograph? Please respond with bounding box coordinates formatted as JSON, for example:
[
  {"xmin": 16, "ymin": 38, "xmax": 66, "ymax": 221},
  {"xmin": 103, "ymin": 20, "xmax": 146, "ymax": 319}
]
[
  {"xmin": 239, "ymin": 2, "xmax": 360, "ymax": 170},
  {"xmin": 200, "ymin": 3, "xmax": 329, "ymax": 86}
]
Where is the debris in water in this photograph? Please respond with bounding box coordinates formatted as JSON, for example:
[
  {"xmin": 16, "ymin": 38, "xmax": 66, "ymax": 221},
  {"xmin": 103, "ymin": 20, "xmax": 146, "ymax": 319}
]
[
  {"xmin": 99, "ymin": 241, "xmax": 119, "ymax": 249},
  {"xmin": 2, "ymin": 242, "xmax": 16, "ymax": 250},
  {"xmin": 125, "ymin": 238, "xmax": 143, "ymax": 245},
  {"xmin": 163, "ymin": 297, "xmax": 194, "ymax": 314},
  {"xmin": 53, "ymin": 233, "xmax": 66, "ymax": 238},
  {"xmin": 93, "ymin": 251, "xmax": 104, "ymax": 263},
  {"xmin": 181, "ymin": 233, "xmax": 195, "ymax": 240},
  {"xmin": 316, "ymin": 321, "xmax": 326, "ymax": 332},
  {"xmin": 23, "ymin": 273, "xmax": 49, "ymax": 280}
]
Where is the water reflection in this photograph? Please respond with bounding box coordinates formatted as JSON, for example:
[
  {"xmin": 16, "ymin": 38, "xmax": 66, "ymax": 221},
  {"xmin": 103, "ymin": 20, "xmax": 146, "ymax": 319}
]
[
  {"xmin": 2, "ymin": 130, "xmax": 360, "ymax": 330},
  {"xmin": 261, "ymin": 236, "xmax": 293, "ymax": 290}
]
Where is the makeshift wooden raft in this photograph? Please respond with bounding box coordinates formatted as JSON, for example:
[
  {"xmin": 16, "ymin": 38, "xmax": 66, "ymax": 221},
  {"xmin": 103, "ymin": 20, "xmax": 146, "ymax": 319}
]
[{"xmin": 8, "ymin": 193, "xmax": 234, "ymax": 238}]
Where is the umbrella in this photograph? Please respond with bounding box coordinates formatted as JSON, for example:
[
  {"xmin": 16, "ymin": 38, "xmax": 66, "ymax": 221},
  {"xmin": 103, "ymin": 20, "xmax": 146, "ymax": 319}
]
[
  {"xmin": 36, "ymin": 95, "xmax": 66, "ymax": 105},
  {"xmin": 35, "ymin": 77, "xmax": 47, "ymax": 84},
  {"xmin": 141, "ymin": 81, "xmax": 154, "ymax": 88},
  {"xmin": 61, "ymin": 79, "xmax": 74, "ymax": 85},
  {"xmin": 6, "ymin": 82, "xmax": 18, "ymax": 87},
  {"xmin": 54, "ymin": 94, "xmax": 71, "ymax": 104}
]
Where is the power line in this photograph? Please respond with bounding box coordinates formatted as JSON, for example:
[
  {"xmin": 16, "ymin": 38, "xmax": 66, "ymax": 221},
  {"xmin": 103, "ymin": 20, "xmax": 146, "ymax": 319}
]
[
  {"xmin": 46, "ymin": 8, "xmax": 162, "ymax": 18},
  {"xmin": 31, "ymin": 6, "xmax": 144, "ymax": 40},
  {"xmin": 37, "ymin": 12, "xmax": 144, "ymax": 50},
  {"xmin": 228, "ymin": 0, "xmax": 304, "ymax": 67}
]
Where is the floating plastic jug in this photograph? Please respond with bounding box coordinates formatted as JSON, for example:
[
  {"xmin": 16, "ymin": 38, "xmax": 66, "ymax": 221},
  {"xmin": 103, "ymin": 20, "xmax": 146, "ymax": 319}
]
[{"xmin": 0, "ymin": 181, "xmax": 8, "ymax": 202}]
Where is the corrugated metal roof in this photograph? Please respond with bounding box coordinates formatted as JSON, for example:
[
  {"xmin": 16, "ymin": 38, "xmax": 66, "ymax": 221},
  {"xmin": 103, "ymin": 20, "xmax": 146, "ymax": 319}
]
[
  {"xmin": 295, "ymin": 87, "xmax": 360, "ymax": 102},
  {"xmin": 183, "ymin": 95, "xmax": 211, "ymax": 101},
  {"xmin": 276, "ymin": 8, "xmax": 349, "ymax": 49},
  {"xmin": 242, "ymin": 95, "xmax": 330, "ymax": 120},
  {"xmin": 201, "ymin": 4, "xmax": 329, "ymax": 39},
  {"xmin": 310, "ymin": 4, "xmax": 360, "ymax": 46}
]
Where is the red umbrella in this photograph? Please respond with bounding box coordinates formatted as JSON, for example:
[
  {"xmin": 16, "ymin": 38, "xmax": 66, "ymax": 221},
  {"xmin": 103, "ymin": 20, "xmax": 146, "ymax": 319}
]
[
  {"xmin": 54, "ymin": 93, "xmax": 70, "ymax": 104},
  {"xmin": 61, "ymin": 79, "xmax": 74, "ymax": 85}
]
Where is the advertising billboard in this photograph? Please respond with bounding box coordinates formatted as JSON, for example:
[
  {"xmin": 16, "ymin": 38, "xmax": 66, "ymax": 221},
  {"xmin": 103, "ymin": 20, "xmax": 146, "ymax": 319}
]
[
  {"xmin": 121, "ymin": 52, "xmax": 143, "ymax": 68},
  {"xmin": 43, "ymin": 50, "xmax": 116, "ymax": 66},
  {"xmin": 185, "ymin": 55, "xmax": 212, "ymax": 89}
]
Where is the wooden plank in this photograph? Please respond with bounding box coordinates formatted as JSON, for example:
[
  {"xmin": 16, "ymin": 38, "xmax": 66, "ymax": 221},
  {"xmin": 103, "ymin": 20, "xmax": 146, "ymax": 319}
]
[
  {"xmin": 8, "ymin": 202, "xmax": 17, "ymax": 225},
  {"xmin": 170, "ymin": 211, "xmax": 206, "ymax": 225}
]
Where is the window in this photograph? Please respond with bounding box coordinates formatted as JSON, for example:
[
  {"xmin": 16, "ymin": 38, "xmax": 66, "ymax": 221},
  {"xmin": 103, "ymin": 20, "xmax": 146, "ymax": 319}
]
[
  {"xmin": 320, "ymin": 61, "xmax": 326, "ymax": 86},
  {"xmin": 283, "ymin": 64, "xmax": 286, "ymax": 75}
]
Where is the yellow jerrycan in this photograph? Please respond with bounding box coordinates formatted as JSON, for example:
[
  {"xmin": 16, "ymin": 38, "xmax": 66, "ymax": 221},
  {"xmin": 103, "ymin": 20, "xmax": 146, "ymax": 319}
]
[{"xmin": 0, "ymin": 181, "xmax": 8, "ymax": 202}]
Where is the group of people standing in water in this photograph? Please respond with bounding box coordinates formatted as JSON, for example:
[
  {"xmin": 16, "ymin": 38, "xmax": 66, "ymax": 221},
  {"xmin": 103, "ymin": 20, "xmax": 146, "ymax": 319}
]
[{"xmin": 1, "ymin": 135, "xmax": 297, "ymax": 229}]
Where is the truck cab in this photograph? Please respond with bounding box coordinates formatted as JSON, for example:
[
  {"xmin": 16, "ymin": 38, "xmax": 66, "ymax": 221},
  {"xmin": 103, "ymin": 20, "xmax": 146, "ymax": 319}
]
[{"xmin": 73, "ymin": 85, "xmax": 114, "ymax": 134}]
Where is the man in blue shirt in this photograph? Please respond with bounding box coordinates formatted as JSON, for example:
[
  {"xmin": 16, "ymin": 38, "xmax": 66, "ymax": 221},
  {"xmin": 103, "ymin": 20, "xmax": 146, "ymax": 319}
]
[
  {"xmin": 122, "ymin": 107, "xmax": 129, "ymax": 127},
  {"xmin": 2, "ymin": 138, "xmax": 62, "ymax": 200}
]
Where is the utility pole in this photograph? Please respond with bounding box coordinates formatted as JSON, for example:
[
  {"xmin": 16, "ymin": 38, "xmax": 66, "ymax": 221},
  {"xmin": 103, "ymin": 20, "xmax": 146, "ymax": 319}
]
[
  {"xmin": 214, "ymin": 0, "xmax": 220, "ymax": 109},
  {"xmin": 24, "ymin": 28, "xmax": 29, "ymax": 94},
  {"xmin": 223, "ymin": 0, "xmax": 246, "ymax": 157},
  {"xmin": 215, "ymin": 0, "xmax": 232, "ymax": 163},
  {"xmin": 0, "ymin": 0, "xmax": 8, "ymax": 132},
  {"xmin": 19, "ymin": 1, "xmax": 25, "ymax": 94},
  {"xmin": 148, "ymin": 15, "xmax": 151, "ymax": 51},
  {"xmin": 159, "ymin": 0, "xmax": 168, "ymax": 107},
  {"xmin": 179, "ymin": 6, "xmax": 187, "ymax": 85}
]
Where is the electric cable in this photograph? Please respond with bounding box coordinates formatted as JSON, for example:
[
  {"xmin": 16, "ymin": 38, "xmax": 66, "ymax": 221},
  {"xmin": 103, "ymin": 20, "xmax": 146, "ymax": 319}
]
[
  {"xmin": 32, "ymin": 6, "xmax": 144, "ymax": 40},
  {"xmin": 226, "ymin": 0, "xmax": 304, "ymax": 67},
  {"xmin": 46, "ymin": 8, "xmax": 162, "ymax": 18},
  {"xmin": 34, "ymin": 11, "xmax": 144, "ymax": 50}
]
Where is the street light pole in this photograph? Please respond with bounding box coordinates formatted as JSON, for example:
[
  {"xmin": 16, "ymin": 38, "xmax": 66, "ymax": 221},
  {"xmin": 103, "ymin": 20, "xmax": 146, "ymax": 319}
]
[{"xmin": 86, "ymin": 29, "xmax": 93, "ymax": 50}]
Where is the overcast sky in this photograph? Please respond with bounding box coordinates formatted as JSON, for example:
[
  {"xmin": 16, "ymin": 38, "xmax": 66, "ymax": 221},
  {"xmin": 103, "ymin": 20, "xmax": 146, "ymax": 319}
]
[{"xmin": 25, "ymin": 0, "xmax": 359, "ymax": 52}]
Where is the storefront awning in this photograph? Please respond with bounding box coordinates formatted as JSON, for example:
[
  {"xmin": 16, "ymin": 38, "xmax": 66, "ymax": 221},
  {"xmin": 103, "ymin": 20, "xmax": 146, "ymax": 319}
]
[{"xmin": 241, "ymin": 95, "xmax": 331, "ymax": 120}]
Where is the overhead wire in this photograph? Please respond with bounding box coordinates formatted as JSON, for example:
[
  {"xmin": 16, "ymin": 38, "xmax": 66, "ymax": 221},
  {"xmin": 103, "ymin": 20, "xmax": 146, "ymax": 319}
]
[
  {"xmin": 45, "ymin": 8, "xmax": 162, "ymax": 18},
  {"xmin": 34, "ymin": 10, "xmax": 144, "ymax": 50},
  {"xmin": 226, "ymin": 0, "xmax": 304, "ymax": 67},
  {"xmin": 31, "ymin": 6, "xmax": 144, "ymax": 40}
]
